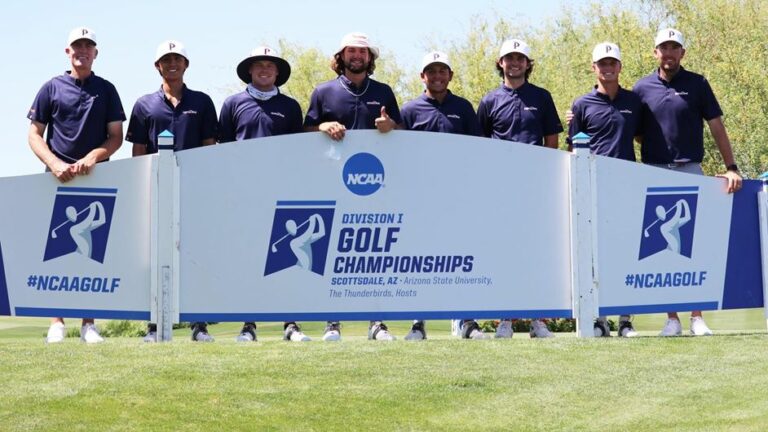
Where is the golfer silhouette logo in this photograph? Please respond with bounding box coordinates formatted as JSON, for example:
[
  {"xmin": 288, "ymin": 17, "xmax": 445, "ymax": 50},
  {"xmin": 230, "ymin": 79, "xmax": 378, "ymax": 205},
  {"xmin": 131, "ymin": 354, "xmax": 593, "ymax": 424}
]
[
  {"xmin": 264, "ymin": 201, "xmax": 335, "ymax": 276},
  {"xmin": 638, "ymin": 187, "xmax": 698, "ymax": 260},
  {"xmin": 44, "ymin": 187, "xmax": 117, "ymax": 263}
]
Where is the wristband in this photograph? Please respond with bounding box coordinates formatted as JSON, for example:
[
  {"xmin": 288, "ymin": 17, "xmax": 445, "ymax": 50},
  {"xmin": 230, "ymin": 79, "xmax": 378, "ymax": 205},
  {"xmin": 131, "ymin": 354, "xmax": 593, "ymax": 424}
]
[{"xmin": 726, "ymin": 164, "xmax": 739, "ymax": 172}]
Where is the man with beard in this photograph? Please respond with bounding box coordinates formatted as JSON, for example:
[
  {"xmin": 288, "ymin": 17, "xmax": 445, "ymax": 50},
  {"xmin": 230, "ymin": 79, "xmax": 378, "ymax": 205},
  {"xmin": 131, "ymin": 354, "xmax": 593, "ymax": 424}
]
[
  {"xmin": 126, "ymin": 40, "xmax": 218, "ymax": 342},
  {"xmin": 304, "ymin": 32, "xmax": 401, "ymax": 141},
  {"xmin": 476, "ymin": 38, "xmax": 563, "ymax": 339},
  {"xmin": 28, "ymin": 26, "xmax": 125, "ymax": 344},
  {"xmin": 219, "ymin": 46, "xmax": 310, "ymax": 343},
  {"xmin": 304, "ymin": 32, "xmax": 401, "ymax": 341},
  {"xmin": 633, "ymin": 28, "xmax": 742, "ymax": 337},
  {"xmin": 400, "ymin": 51, "xmax": 481, "ymax": 340}
]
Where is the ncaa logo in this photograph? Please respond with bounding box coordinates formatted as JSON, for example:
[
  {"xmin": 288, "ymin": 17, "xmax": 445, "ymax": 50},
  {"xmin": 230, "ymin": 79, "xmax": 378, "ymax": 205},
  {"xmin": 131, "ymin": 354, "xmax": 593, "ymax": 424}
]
[
  {"xmin": 343, "ymin": 152, "xmax": 384, "ymax": 196},
  {"xmin": 638, "ymin": 186, "xmax": 698, "ymax": 260},
  {"xmin": 43, "ymin": 187, "xmax": 117, "ymax": 263}
]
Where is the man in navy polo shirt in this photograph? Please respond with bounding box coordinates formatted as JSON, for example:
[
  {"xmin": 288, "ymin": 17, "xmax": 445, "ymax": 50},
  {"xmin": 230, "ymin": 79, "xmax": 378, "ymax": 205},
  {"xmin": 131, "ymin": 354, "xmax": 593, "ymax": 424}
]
[
  {"xmin": 219, "ymin": 46, "xmax": 310, "ymax": 343},
  {"xmin": 568, "ymin": 42, "xmax": 642, "ymax": 338},
  {"xmin": 126, "ymin": 40, "xmax": 217, "ymax": 342},
  {"xmin": 400, "ymin": 51, "xmax": 482, "ymax": 341},
  {"xmin": 28, "ymin": 26, "xmax": 125, "ymax": 344},
  {"xmin": 633, "ymin": 28, "xmax": 742, "ymax": 337},
  {"xmin": 477, "ymin": 39, "xmax": 563, "ymax": 148},
  {"xmin": 219, "ymin": 46, "xmax": 302, "ymax": 142},
  {"xmin": 304, "ymin": 32, "xmax": 401, "ymax": 141},
  {"xmin": 477, "ymin": 39, "xmax": 563, "ymax": 339},
  {"xmin": 304, "ymin": 32, "xmax": 400, "ymax": 342},
  {"xmin": 400, "ymin": 51, "xmax": 481, "ymax": 136}
]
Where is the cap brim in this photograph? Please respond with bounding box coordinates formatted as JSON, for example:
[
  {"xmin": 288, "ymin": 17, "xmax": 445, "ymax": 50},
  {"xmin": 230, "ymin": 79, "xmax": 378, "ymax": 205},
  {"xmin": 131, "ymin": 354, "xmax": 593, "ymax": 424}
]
[
  {"xmin": 593, "ymin": 56, "xmax": 621, "ymax": 62},
  {"xmin": 236, "ymin": 55, "xmax": 292, "ymax": 87},
  {"xmin": 69, "ymin": 37, "xmax": 96, "ymax": 46},
  {"xmin": 422, "ymin": 61, "xmax": 451, "ymax": 72},
  {"xmin": 336, "ymin": 46, "xmax": 379, "ymax": 60}
]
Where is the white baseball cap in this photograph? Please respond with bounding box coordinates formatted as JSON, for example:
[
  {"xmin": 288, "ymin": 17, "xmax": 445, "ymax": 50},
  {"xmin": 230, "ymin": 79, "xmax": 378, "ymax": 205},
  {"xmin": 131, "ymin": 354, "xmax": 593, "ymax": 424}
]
[
  {"xmin": 67, "ymin": 27, "xmax": 96, "ymax": 46},
  {"xmin": 654, "ymin": 28, "xmax": 685, "ymax": 48},
  {"xmin": 155, "ymin": 40, "xmax": 189, "ymax": 63},
  {"xmin": 592, "ymin": 42, "xmax": 622, "ymax": 62},
  {"xmin": 337, "ymin": 32, "xmax": 379, "ymax": 59},
  {"xmin": 421, "ymin": 51, "xmax": 451, "ymax": 71},
  {"xmin": 498, "ymin": 39, "xmax": 531, "ymax": 59}
]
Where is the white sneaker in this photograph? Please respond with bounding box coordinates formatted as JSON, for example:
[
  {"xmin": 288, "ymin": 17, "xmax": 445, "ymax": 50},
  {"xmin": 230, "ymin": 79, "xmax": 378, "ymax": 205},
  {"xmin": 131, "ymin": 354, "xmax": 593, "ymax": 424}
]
[
  {"xmin": 80, "ymin": 324, "xmax": 104, "ymax": 344},
  {"xmin": 690, "ymin": 316, "xmax": 713, "ymax": 336},
  {"xmin": 659, "ymin": 318, "xmax": 682, "ymax": 336},
  {"xmin": 323, "ymin": 322, "xmax": 341, "ymax": 342},
  {"xmin": 236, "ymin": 323, "xmax": 256, "ymax": 342},
  {"xmin": 284, "ymin": 323, "xmax": 311, "ymax": 342},
  {"xmin": 495, "ymin": 319, "xmax": 513, "ymax": 338},
  {"xmin": 461, "ymin": 320, "xmax": 487, "ymax": 339},
  {"xmin": 530, "ymin": 320, "xmax": 554, "ymax": 338},
  {"xmin": 46, "ymin": 322, "xmax": 66, "ymax": 344},
  {"xmin": 618, "ymin": 319, "xmax": 639, "ymax": 338},
  {"xmin": 143, "ymin": 331, "xmax": 157, "ymax": 343},
  {"xmin": 192, "ymin": 323, "xmax": 214, "ymax": 342},
  {"xmin": 594, "ymin": 319, "xmax": 611, "ymax": 337},
  {"xmin": 368, "ymin": 321, "xmax": 395, "ymax": 341},
  {"xmin": 404, "ymin": 321, "xmax": 426, "ymax": 341}
]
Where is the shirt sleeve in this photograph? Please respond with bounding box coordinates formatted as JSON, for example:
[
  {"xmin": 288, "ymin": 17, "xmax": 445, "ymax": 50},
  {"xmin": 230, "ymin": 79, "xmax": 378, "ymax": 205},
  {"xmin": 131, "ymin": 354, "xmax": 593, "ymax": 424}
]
[
  {"xmin": 217, "ymin": 97, "xmax": 236, "ymax": 143},
  {"xmin": 477, "ymin": 97, "xmax": 493, "ymax": 138},
  {"xmin": 541, "ymin": 90, "xmax": 564, "ymax": 136},
  {"xmin": 105, "ymin": 81, "xmax": 126, "ymax": 123},
  {"xmin": 201, "ymin": 95, "xmax": 218, "ymax": 141},
  {"xmin": 27, "ymin": 81, "xmax": 52, "ymax": 124},
  {"xmin": 383, "ymin": 85, "xmax": 402, "ymax": 125},
  {"xmin": 399, "ymin": 103, "xmax": 412, "ymax": 130},
  {"xmin": 462, "ymin": 100, "xmax": 482, "ymax": 137},
  {"xmin": 700, "ymin": 77, "xmax": 723, "ymax": 121},
  {"xmin": 125, "ymin": 101, "xmax": 149, "ymax": 145},
  {"xmin": 303, "ymin": 88, "xmax": 322, "ymax": 127},
  {"xmin": 288, "ymin": 98, "xmax": 304, "ymax": 134},
  {"xmin": 567, "ymin": 100, "xmax": 583, "ymax": 145}
]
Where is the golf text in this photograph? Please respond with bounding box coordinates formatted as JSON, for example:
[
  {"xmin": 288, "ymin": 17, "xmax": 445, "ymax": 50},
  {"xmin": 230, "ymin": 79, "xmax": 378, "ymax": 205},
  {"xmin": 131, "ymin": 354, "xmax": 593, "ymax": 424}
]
[
  {"xmin": 625, "ymin": 271, "xmax": 707, "ymax": 288},
  {"xmin": 332, "ymin": 212, "xmax": 474, "ymax": 274},
  {"xmin": 26, "ymin": 274, "xmax": 120, "ymax": 293}
]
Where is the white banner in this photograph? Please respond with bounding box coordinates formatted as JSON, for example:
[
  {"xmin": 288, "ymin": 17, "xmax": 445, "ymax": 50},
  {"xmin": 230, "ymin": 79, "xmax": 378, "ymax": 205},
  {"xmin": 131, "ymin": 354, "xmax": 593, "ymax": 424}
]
[
  {"xmin": 176, "ymin": 131, "xmax": 573, "ymax": 321},
  {"xmin": 0, "ymin": 157, "xmax": 152, "ymax": 319},
  {"xmin": 594, "ymin": 156, "xmax": 733, "ymax": 315}
]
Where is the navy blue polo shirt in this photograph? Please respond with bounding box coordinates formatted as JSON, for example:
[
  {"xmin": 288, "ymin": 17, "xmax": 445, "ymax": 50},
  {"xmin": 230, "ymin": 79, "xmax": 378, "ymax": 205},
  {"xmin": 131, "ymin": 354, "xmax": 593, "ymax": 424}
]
[
  {"xmin": 126, "ymin": 85, "xmax": 217, "ymax": 153},
  {"xmin": 633, "ymin": 67, "xmax": 723, "ymax": 163},
  {"xmin": 477, "ymin": 82, "xmax": 563, "ymax": 145},
  {"xmin": 27, "ymin": 72, "xmax": 125, "ymax": 162},
  {"xmin": 218, "ymin": 91, "xmax": 303, "ymax": 142},
  {"xmin": 304, "ymin": 76, "xmax": 402, "ymax": 129},
  {"xmin": 400, "ymin": 91, "xmax": 481, "ymax": 136},
  {"xmin": 568, "ymin": 87, "xmax": 642, "ymax": 161}
]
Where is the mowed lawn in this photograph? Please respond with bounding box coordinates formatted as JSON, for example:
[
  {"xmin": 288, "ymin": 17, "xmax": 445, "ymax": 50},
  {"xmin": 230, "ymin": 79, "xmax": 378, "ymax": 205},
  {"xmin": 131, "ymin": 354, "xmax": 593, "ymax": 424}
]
[{"xmin": 1, "ymin": 310, "xmax": 767, "ymax": 431}]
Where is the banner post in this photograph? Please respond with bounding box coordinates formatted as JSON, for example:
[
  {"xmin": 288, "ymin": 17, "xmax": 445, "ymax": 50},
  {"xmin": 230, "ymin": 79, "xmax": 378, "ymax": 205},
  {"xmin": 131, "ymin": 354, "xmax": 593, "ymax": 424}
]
[
  {"xmin": 570, "ymin": 133, "xmax": 597, "ymax": 337},
  {"xmin": 152, "ymin": 130, "xmax": 179, "ymax": 341},
  {"xmin": 758, "ymin": 174, "xmax": 768, "ymax": 330}
]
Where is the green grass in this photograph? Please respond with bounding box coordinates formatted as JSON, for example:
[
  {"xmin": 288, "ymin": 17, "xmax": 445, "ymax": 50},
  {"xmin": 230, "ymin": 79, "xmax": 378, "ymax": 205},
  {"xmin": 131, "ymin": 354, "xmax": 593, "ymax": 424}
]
[{"xmin": 1, "ymin": 311, "xmax": 767, "ymax": 431}]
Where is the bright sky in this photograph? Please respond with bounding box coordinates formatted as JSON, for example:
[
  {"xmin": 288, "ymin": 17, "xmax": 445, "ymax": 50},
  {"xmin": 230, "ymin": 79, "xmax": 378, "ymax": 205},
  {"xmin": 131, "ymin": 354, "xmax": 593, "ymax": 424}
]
[{"xmin": 1, "ymin": 0, "xmax": 581, "ymax": 177}]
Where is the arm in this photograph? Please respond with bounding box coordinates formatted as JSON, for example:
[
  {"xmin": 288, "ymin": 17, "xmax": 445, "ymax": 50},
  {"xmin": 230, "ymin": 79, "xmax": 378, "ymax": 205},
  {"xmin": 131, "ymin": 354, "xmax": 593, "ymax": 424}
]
[
  {"xmin": 132, "ymin": 144, "xmax": 148, "ymax": 157},
  {"xmin": 28, "ymin": 121, "xmax": 75, "ymax": 182},
  {"xmin": 708, "ymin": 116, "xmax": 742, "ymax": 193},
  {"xmin": 303, "ymin": 88, "xmax": 346, "ymax": 140},
  {"xmin": 543, "ymin": 134, "xmax": 559, "ymax": 149},
  {"xmin": 71, "ymin": 120, "xmax": 123, "ymax": 176}
]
